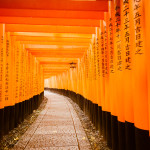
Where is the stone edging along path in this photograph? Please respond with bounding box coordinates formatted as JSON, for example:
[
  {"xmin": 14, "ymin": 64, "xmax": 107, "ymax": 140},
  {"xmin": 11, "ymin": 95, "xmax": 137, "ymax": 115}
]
[{"xmin": 66, "ymin": 96, "xmax": 111, "ymax": 150}]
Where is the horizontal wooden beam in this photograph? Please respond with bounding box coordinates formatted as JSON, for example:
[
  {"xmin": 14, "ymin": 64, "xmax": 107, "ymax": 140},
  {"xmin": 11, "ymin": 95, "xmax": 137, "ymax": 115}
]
[
  {"xmin": 33, "ymin": 53, "xmax": 83, "ymax": 58},
  {"xmin": 25, "ymin": 45, "xmax": 88, "ymax": 49},
  {"xmin": 11, "ymin": 32, "xmax": 93, "ymax": 38},
  {"xmin": 42, "ymin": 64, "xmax": 69, "ymax": 66},
  {"xmin": 6, "ymin": 24, "xmax": 96, "ymax": 34},
  {"xmin": 31, "ymin": 51, "xmax": 84, "ymax": 54},
  {"xmin": 44, "ymin": 72, "xmax": 66, "ymax": 74},
  {"xmin": 0, "ymin": 0, "xmax": 108, "ymax": 11},
  {"xmin": 15, "ymin": 36, "xmax": 91, "ymax": 43},
  {"xmin": 0, "ymin": 9, "xmax": 104, "ymax": 20},
  {"xmin": 0, "ymin": 17, "xmax": 100, "ymax": 27},
  {"xmin": 30, "ymin": 51, "xmax": 85, "ymax": 56},
  {"xmin": 44, "ymin": 72, "xmax": 64, "ymax": 74},
  {"xmin": 40, "ymin": 62, "xmax": 76, "ymax": 65},
  {"xmin": 36, "ymin": 57, "xmax": 79, "ymax": 63},
  {"xmin": 22, "ymin": 42, "xmax": 90, "ymax": 47},
  {"xmin": 44, "ymin": 73, "xmax": 61, "ymax": 75},
  {"xmin": 44, "ymin": 74, "xmax": 58, "ymax": 76},
  {"xmin": 29, "ymin": 51, "xmax": 85, "ymax": 54},
  {"xmin": 44, "ymin": 70, "xmax": 68, "ymax": 72},
  {"xmin": 27, "ymin": 48, "xmax": 87, "ymax": 53},
  {"xmin": 43, "ymin": 66, "xmax": 70, "ymax": 69}
]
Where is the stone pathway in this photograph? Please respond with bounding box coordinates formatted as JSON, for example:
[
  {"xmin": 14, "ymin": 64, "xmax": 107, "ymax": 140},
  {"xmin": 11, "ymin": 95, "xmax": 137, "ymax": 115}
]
[{"xmin": 13, "ymin": 91, "xmax": 91, "ymax": 150}]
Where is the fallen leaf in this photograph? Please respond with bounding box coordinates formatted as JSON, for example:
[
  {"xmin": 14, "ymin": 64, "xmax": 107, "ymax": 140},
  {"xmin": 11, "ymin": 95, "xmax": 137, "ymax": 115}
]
[
  {"xmin": 91, "ymin": 136, "xmax": 95, "ymax": 141},
  {"xmin": 14, "ymin": 137, "xmax": 19, "ymax": 141}
]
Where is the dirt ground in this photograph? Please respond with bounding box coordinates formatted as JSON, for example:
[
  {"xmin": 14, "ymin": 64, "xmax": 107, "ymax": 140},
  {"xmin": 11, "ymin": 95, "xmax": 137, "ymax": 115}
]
[{"xmin": 0, "ymin": 97, "xmax": 48, "ymax": 150}]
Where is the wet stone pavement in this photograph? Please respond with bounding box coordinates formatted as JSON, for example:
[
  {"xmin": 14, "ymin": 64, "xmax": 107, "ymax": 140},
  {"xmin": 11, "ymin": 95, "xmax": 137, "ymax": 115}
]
[{"xmin": 13, "ymin": 91, "xmax": 91, "ymax": 150}]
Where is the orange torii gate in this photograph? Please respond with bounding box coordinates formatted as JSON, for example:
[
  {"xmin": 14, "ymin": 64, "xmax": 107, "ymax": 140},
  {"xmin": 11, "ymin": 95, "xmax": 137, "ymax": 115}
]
[
  {"xmin": 0, "ymin": 0, "xmax": 106, "ymax": 143},
  {"xmin": 0, "ymin": 0, "xmax": 150, "ymax": 150}
]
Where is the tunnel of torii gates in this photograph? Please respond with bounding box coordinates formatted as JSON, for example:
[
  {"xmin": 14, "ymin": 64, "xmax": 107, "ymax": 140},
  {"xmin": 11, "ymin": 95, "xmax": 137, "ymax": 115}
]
[{"xmin": 0, "ymin": 0, "xmax": 150, "ymax": 150}]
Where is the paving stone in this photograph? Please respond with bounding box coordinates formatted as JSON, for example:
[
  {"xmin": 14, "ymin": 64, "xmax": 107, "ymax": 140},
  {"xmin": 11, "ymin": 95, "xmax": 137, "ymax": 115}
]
[
  {"xmin": 25, "ymin": 133, "xmax": 78, "ymax": 148},
  {"xmin": 13, "ymin": 91, "xmax": 91, "ymax": 150},
  {"xmin": 79, "ymin": 145, "xmax": 92, "ymax": 150},
  {"xmin": 25, "ymin": 146, "xmax": 79, "ymax": 150},
  {"xmin": 39, "ymin": 120, "xmax": 74, "ymax": 127},
  {"xmin": 34, "ymin": 126, "xmax": 75, "ymax": 134},
  {"xmin": 41, "ymin": 119, "xmax": 73, "ymax": 123}
]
